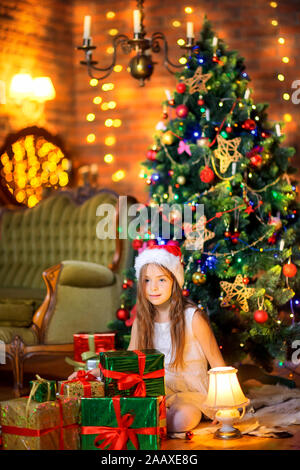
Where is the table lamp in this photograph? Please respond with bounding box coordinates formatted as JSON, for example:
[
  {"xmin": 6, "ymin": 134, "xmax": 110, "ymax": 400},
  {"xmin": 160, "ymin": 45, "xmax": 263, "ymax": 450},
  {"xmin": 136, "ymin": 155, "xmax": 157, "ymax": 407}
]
[{"xmin": 203, "ymin": 366, "xmax": 250, "ymax": 439}]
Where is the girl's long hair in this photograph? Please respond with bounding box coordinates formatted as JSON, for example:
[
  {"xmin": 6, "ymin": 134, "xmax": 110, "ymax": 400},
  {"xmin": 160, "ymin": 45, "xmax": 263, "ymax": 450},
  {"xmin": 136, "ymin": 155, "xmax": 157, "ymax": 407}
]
[{"xmin": 136, "ymin": 262, "xmax": 197, "ymax": 370}]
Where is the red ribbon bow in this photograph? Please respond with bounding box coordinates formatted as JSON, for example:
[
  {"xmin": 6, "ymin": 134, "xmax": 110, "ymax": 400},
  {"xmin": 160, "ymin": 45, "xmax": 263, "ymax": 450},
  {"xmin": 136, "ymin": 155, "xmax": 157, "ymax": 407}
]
[
  {"xmin": 81, "ymin": 397, "xmax": 157, "ymax": 450},
  {"xmin": 99, "ymin": 350, "xmax": 164, "ymax": 397},
  {"xmin": 61, "ymin": 370, "xmax": 98, "ymax": 398}
]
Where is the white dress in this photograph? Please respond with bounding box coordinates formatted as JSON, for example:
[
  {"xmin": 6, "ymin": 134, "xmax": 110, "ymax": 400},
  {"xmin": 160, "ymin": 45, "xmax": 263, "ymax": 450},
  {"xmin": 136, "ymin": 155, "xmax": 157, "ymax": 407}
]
[{"xmin": 153, "ymin": 306, "xmax": 214, "ymax": 419}]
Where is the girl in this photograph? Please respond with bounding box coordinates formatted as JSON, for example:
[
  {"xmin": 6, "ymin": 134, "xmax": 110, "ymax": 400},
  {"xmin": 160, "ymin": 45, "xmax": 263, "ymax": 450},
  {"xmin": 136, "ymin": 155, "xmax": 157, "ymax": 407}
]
[{"xmin": 129, "ymin": 243, "xmax": 226, "ymax": 433}]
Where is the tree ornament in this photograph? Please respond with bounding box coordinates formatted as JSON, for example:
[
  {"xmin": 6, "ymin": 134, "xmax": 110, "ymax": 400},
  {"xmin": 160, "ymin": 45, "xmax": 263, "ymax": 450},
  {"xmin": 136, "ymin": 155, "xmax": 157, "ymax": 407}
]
[
  {"xmin": 168, "ymin": 99, "xmax": 175, "ymax": 106},
  {"xmin": 224, "ymin": 230, "xmax": 231, "ymax": 238},
  {"xmin": 176, "ymin": 82, "xmax": 186, "ymax": 94},
  {"xmin": 220, "ymin": 274, "xmax": 255, "ymax": 312},
  {"xmin": 242, "ymin": 119, "xmax": 256, "ymax": 131},
  {"xmin": 185, "ymin": 431, "xmax": 193, "ymax": 440},
  {"xmin": 250, "ymin": 154, "xmax": 262, "ymax": 168},
  {"xmin": 116, "ymin": 307, "xmax": 130, "ymax": 321},
  {"xmin": 183, "ymin": 215, "xmax": 215, "ymax": 251},
  {"xmin": 132, "ymin": 239, "xmax": 143, "ymax": 250},
  {"xmin": 214, "ymin": 135, "xmax": 243, "ymax": 173},
  {"xmin": 268, "ymin": 234, "xmax": 276, "ymax": 245},
  {"xmin": 192, "ymin": 271, "xmax": 206, "ymax": 285},
  {"xmin": 268, "ymin": 215, "xmax": 282, "ymax": 231},
  {"xmin": 126, "ymin": 279, "xmax": 134, "ymax": 287},
  {"xmin": 253, "ymin": 309, "xmax": 268, "ymax": 323},
  {"xmin": 225, "ymin": 125, "xmax": 232, "ymax": 133},
  {"xmin": 198, "ymin": 98, "xmax": 205, "ymax": 106},
  {"xmin": 176, "ymin": 104, "xmax": 189, "ymax": 118},
  {"xmin": 199, "ymin": 166, "xmax": 214, "ymax": 183},
  {"xmin": 184, "ymin": 66, "xmax": 212, "ymax": 94},
  {"xmin": 231, "ymin": 231, "xmax": 240, "ymax": 244},
  {"xmin": 225, "ymin": 258, "xmax": 231, "ymax": 264},
  {"xmin": 147, "ymin": 239, "xmax": 157, "ymax": 248},
  {"xmin": 182, "ymin": 288, "xmax": 190, "ymax": 297},
  {"xmin": 177, "ymin": 175, "xmax": 186, "ymax": 185},
  {"xmin": 242, "ymin": 276, "xmax": 250, "ymax": 285},
  {"xmin": 122, "ymin": 282, "xmax": 129, "ymax": 289},
  {"xmin": 161, "ymin": 131, "xmax": 175, "ymax": 145},
  {"xmin": 283, "ymin": 262, "xmax": 297, "ymax": 278},
  {"xmin": 146, "ymin": 149, "xmax": 157, "ymax": 161}
]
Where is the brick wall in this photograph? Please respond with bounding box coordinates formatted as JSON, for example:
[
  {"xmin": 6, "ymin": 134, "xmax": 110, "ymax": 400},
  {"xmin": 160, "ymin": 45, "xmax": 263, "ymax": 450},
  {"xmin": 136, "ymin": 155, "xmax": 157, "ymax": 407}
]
[
  {"xmin": 0, "ymin": 0, "xmax": 76, "ymax": 157},
  {"xmin": 0, "ymin": 0, "xmax": 299, "ymax": 203}
]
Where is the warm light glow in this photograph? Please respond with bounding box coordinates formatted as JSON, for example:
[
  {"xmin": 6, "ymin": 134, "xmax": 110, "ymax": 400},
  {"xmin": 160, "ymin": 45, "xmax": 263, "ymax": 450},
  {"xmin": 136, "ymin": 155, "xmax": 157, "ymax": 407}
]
[
  {"xmin": 172, "ymin": 20, "xmax": 181, "ymax": 27},
  {"xmin": 112, "ymin": 170, "xmax": 125, "ymax": 182},
  {"xmin": 90, "ymin": 78, "xmax": 98, "ymax": 87},
  {"xmin": 105, "ymin": 136, "xmax": 116, "ymax": 146},
  {"xmin": 86, "ymin": 113, "xmax": 95, "ymax": 122},
  {"xmin": 270, "ymin": 1, "xmax": 278, "ymax": 7},
  {"xmin": 104, "ymin": 153, "xmax": 114, "ymax": 163},
  {"xmin": 277, "ymin": 74, "xmax": 285, "ymax": 81},
  {"xmin": 278, "ymin": 37, "xmax": 285, "ymax": 44},
  {"xmin": 184, "ymin": 7, "xmax": 193, "ymax": 13},
  {"xmin": 109, "ymin": 28, "xmax": 118, "ymax": 36},
  {"xmin": 204, "ymin": 367, "xmax": 249, "ymax": 409},
  {"xmin": 106, "ymin": 46, "xmax": 114, "ymax": 54},
  {"xmin": 106, "ymin": 11, "xmax": 115, "ymax": 19},
  {"xmin": 93, "ymin": 96, "xmax": 102, "ymax": 104},
  {"xmin": 32, "ymin": 77, "xmax": 56, "ymax": 101},
  {"xmin": 179, "ymin": 57, "xmax": 187, "ymax": 64},
  {"xmin": 283, "ymin": 113, "xmax": 292, "ymax": 122},
  {"xmin": 105, "ymin": 118, "xmax": 113, "ymax": 127},
  {"xmin": 10, "ymin": 73, "xmax": 33, "ymax": 100},
  {"xmin": 108, "ymin": 101, "xmax": 116, "ymax": 109},
  {"xmin": 282, "ymin": 56, "xmax": 290, "ymax": 63},
  {"xmin": 101, "ymin": 102, "xmax": 109, "ymax": 110},
  {"xmin": 113, "ymin": 65, "xmax": 123, "ymax": 72},
  {"xmin": 28, "ymin": 195, "xmax": 39, "ymax": 208},
  {"xmin": 271, "ymin": 19, "xmax": 278, "ymax": 26},
  {"xmin": 283, "ymin": 93, "xmax": 290, "ymax": 100},
  {"xmin": 87, "ymin": 133, "xmax": 96, "ymax": 143},
  {"xmin": 177, "ymin": 38, "xmax": 185, "ymax": 46},
  {"xmin": 113, "ymin": 119, "xmax": 122, "ymax": 127},
  {"xmin": 102, "ymin": 83, "xmax": 114, "ymax": 91}
]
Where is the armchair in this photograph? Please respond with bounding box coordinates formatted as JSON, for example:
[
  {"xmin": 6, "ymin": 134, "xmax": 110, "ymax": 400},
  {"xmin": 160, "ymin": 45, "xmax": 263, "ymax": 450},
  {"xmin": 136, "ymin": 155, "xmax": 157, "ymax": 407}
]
[{"xmin": 0, "ymin": 189, "xmax": 136, "ymax": 394}]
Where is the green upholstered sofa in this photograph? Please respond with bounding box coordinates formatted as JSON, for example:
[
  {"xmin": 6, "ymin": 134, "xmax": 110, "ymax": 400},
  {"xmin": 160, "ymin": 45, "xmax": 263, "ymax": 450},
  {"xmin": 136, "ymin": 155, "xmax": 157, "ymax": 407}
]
[{"xmin": 0, "ymin": 189, "xmax": 135, "ymax": 394}]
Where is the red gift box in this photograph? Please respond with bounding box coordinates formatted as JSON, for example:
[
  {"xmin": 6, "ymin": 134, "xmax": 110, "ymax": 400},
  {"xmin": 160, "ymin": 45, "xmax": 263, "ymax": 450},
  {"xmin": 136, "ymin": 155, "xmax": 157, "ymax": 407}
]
[{"xmin": 73, "ymin": 333, "xmax": 116, "ymax": 362}]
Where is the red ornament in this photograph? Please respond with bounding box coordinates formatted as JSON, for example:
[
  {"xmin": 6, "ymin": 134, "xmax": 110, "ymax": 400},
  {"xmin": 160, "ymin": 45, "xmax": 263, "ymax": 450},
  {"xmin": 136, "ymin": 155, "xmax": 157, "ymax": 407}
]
[
  {"xmin": 283, "ymin": 263, "xmax": 298, "ymax": 278},
  {"xmin": 176, "ymin": 104, "xmax": 189, "ymax": 118},
  {"xmin": 225, "ymin": 126, "xmax": 232, "ymax": 133},
  {"xmin": 198, "ymin": 98, "xmax": 205, "ymax": 106},
  {"xmin": 146, "ymin": 149, "xmax": 157, "ymax": 161},
  {"xmin": 199, "ymin": 166, "xmax": 215, "ymax": 183},
  {"xmin": 242, "ymin": 119, "xmax": 256, "ymax": 131},
  {"xmin": 268, "ymin": 235, "xmax": 276, "ymax": 245},
  {"xmin": 132, "ymin": 239, "xmax": 143, "ymax": 250},
  {"xmin": 162, "ymin": 112, "xmax": 168, "ymax": 119},
  {"xmin": 224, "ymin": 231, "xmax": 231, "ymax": 238},
  {"xmin": 116, "ymin": 308, "xmax": 130, "ymax": 321},
  {"xmin": 185, "ymin": 431, "xmax": 193, "ymax": 440},
  {"xmin": 126, "ymin": 279, "xmax": 134, "ymax": 288},
  {"xmin": 254, "ymin": 309, "xmax": 268, "ymax": 324},
  {"xmin": 242, "ymin": 276, "xmax": 249, "ymax": 285},
  {"xmin": 122, "ymin": 283, "xmax": 129, "ymax": 289},
  {"xmin": 168, "ymin": 99, "xmax": 175, "ymax": 106},
  {"xmin": 182, "ymin": 288, "xmax": 190, "ymax": 297},
  {"xmin": 147, "ymin": 239, "xmax": 157, "ymax": 247},
  {"xmin": 176, "ymin": 82, "xmax": 186, "ymax": 94},
  {"xmin": 231, "ymin": 232, "xmax": 240, "ymax": 244},
  {"xmin": 250, "ymin": 154, "xmax": 262, "ymax": 167},
  {"xmin": 166, "ymin": 239, "xmax": 180, "ymax": 247}
]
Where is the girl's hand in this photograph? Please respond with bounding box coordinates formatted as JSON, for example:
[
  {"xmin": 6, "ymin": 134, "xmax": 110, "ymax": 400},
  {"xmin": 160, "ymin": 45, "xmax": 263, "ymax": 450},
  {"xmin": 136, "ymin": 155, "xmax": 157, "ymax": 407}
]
[{"xmin": 67, "ymin": 371, "xmax": 78, "ymax": 380}]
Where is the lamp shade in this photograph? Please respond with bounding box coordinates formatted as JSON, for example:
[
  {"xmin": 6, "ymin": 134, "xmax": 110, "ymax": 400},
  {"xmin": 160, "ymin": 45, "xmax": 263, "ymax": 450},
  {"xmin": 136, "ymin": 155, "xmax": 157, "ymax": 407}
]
[
  {"xmin": 9, "ymin": 73, "xmax": 34, "ymax": 100},
  {"xmin": 32, "ymin": 77, "xmax": 56, "ymax": 101},
  {"xmin": 204, "ymin": 367, "xmax": 249, "ymax": 409}
]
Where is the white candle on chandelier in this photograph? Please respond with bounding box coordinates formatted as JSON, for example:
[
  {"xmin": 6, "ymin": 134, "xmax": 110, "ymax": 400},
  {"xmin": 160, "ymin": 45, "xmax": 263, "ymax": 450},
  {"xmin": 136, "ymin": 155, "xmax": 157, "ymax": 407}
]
[
  {"xmin": 133, "ymin": 10, "xmax": 141, "ymax": 33},
  {"xmin": 186, "ymin": 22, "xmax": 194, "ymax": 38},
  {"xmin": 275, "ymin": 123, "xmax": 281, "ymax": 136},
  {"xmin": 83, "ymin": 16, "xmax": 92, "ymax": 39}
]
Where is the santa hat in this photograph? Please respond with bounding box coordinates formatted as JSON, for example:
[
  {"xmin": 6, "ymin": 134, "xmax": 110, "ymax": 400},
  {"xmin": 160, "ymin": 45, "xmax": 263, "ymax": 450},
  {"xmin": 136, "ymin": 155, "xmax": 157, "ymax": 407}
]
[{"xmin": 134, "ymin": 244, "xmax": 185, "ymax": 287}]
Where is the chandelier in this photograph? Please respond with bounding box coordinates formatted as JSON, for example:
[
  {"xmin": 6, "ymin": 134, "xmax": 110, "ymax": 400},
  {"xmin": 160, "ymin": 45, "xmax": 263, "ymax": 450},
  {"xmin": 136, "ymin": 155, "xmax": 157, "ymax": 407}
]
[{"xmin": 77, "ymin": 0, "xmax": 195, "ymax": 86}]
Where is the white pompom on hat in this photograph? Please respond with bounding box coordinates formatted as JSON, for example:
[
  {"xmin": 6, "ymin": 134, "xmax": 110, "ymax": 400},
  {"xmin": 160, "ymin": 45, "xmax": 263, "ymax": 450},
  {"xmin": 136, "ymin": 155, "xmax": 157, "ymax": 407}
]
[{"xmin": 134, "ymin": 244, "xmax": 185, "ymax": 287}]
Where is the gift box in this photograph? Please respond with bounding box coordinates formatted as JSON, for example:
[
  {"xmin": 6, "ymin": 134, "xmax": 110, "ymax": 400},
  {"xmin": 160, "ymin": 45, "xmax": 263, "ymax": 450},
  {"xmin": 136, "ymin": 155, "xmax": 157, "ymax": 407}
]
[
  {"xmin": 81, "ymin": 396, "xmax": 162, "ymax": 450},
  {"xmin": 85, "ymin": 358, "xmax": 100, "ymax": 371},
  {"xmin": 73, "ymin": 332, "xmax": 116, "ymax": 362},
  {"xmin": 0, "ymin": 396, "xmax": 80, "ymax": 450},
  {"xmin": 29, "ymin": 375, "xmax": 57, "ymax": 403},
  {"xmin": 99, "ymin": 349, "xmax": 165, "ymax": 397},
  {"xmin": 58, "ymin": 370, "xmax": 104, "ymax": 398}
]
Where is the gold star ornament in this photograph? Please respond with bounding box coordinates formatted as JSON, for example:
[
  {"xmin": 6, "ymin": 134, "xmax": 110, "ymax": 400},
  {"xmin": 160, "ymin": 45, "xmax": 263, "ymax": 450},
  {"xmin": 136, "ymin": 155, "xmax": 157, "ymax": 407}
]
[
  {"xmin": 183, "ymin": 215, "xmax": 215, "ymax": 251},
  {"xmin": 214, "ymin": 135, "xmax": 243, "ymax": 173},
  {"xmin": 220, "ymin": 274, "xmax": 255, "ymax": 312},
  {"xmin": 184, "ymin": 67, "xmax": 212, "ymax": 95}
]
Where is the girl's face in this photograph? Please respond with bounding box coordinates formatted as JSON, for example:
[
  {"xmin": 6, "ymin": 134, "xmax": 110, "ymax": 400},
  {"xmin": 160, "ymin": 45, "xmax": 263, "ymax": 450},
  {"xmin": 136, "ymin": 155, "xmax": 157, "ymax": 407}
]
[{"xmin": 143, "ymin": 264, "xmax": 173, "ymax": 306}]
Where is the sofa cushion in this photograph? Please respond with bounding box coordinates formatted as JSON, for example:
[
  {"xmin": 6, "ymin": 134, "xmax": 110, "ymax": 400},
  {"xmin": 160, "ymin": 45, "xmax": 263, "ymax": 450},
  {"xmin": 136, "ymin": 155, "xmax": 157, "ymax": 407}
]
[
  {"xmin": 0, "ymin": 287, "xmax": 45, "ymax": 301},
  {"xmin": 59, "ymin": 261, "xmax": 115, "ymax": 288},
  {"xmin": 0, "ymin": 299, "xmax": 38, "ymax": 327},
  {"xmin": 0, "ymin": 326, "xmax": 38, "ymax": 345}
]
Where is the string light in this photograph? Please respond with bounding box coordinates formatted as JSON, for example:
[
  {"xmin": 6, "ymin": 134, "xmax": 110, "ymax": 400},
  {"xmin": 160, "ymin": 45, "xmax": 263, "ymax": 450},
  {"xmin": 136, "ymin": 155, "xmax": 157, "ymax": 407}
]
[
  {"xmin": 278, "ymin": 37, "xmax": 285, "ymax": 44},
  {"xmin": 86, "ymin": 113, "xmax": 95, "ymax": 122},
  {"xmin": 106, "ymin": 11, "xmax": 115, "ymax": 19},
  {"xmin": 177, "ymin": 38, "xmax": 185, "ymax": 46},
  {"xmin": 277, "ymin": 74, "xmax": 285, "ymax": 81},
  {"xmin": 89, "ymin": 78, "xmax": 98, "ymax": 87},
  {"xmin": 104, "ymin": 154, "xmax": 114, "ymax": 163},
  {"xmin": 102, "ymin": 83, "xmax": 114, "ymax": 91},
  {"xmin": 282, "ymin": 56, "xmax": 289, "ymax": 63},
  {"xmin": 105, "ymin": 136, "xmax": 116, "ymax": 146},
  {"xmin": 172, "ymin": 20, "xmax": 181, "ymax": 27},
  {"xmin": 283, "ymin": 93, "xmax": 290, "ymax": 101},
  {"xmin": 184, "ymin": 7, "xmax": 193, "ymax": 13},
  {"xmin": 87, "ymin": 133, "xmax": 96, "ymax": 143},
  {"xmin": 112, "ymin": 170, "xmax": 125, "ymax": 182},
  {"xmin": 108, "ymin": 28, "xmax": 118, "ymax": 36}
]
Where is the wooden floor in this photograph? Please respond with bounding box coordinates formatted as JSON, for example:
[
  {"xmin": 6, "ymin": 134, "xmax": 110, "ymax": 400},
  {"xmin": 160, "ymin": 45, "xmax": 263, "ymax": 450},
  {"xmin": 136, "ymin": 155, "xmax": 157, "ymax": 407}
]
[{"xmin": 1, "ymin": 355, "xmax": 300, "ymax": 451}]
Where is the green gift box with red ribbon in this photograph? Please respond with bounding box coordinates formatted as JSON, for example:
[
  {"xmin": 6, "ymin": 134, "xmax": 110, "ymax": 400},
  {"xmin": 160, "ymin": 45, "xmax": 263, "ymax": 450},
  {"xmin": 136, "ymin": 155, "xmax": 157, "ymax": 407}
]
[
  {"xmin": 81, "ymin": 396, "xmax": 163, "ymax": 450},
  {"xmin": 99, "ymin": 349, "xmax": 165, "ymax": 397}
]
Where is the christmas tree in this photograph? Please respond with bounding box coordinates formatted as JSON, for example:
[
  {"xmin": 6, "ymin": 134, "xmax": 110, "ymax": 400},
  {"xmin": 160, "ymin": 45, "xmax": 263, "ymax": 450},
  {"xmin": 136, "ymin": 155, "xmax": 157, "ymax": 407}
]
[{"xmin": 111, "ymin": 18, "xmax": 300, "ymax": 371}]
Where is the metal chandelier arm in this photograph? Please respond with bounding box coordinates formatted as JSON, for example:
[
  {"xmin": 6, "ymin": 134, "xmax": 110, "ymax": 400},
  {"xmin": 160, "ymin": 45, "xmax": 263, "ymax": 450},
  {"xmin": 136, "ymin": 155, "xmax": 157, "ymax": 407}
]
[{"xmin": 151, "ymin": 32, "xmax": 186, "ymax": 73}]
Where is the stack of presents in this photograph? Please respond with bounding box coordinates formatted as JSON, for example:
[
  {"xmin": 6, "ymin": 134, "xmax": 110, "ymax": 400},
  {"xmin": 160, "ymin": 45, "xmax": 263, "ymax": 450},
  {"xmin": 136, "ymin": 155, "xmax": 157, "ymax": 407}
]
[{"xmin": 0, "ymin": 333, "xmax": 167, "ymax": 450}]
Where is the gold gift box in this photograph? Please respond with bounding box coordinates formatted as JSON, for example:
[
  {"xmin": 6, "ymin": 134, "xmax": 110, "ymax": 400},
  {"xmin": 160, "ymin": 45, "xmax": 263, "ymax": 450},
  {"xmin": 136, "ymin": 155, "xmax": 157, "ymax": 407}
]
[{"xmin": 58, "ymin": 379, "xmax": 104, "ymax": 398}]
